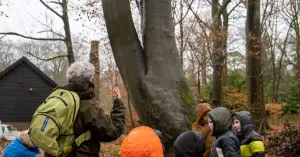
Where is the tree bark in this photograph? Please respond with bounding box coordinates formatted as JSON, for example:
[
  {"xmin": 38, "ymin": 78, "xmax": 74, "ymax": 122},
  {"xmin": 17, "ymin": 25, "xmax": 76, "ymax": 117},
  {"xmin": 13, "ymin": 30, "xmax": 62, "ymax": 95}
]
[
  {"xmin": 62, "ymin": 0, "xmax": 74, "ymax": 64},
  {"xmin": 201, "ymin": 44, "xmax": 207, "ymax": 86},
  {"xmin": 128, "ymin": 93, "xmax": 135, "ymax": 128},
  {"xmin": 102, "ymin": 0, "xmax": 196, "ymax": 156},
  {"xmin": 197, "ymin": 65, "xmax": 201, "ymax": 97},
  {"xmin": 246, "ymin": 0, "xmax": 267, "ymax": 132},
  {"xmin": 179, "ymin": 0, "xmax": 184, "ymax": 65},
  {"xmin": 89, "ymin": 40, "xmax": 100, "ymax": 103},
  {"xmin": 211, "ymin": 0, "xmax": 229, "ymax": 107},
  {"xmin": 222, "ymin": 6, "xmax": 229, "ymax": 87}
]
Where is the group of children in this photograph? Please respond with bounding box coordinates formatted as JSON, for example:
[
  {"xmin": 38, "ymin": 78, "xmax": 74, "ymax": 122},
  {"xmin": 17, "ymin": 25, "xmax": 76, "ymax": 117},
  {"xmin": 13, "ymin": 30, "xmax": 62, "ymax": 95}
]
[
  {"xmin": 3, "ymin": 103, "xmax": 265, "ymax": 157},
  {"xmin": 120, "ymin": 103, "xmax": 265, "ymax": 157}
]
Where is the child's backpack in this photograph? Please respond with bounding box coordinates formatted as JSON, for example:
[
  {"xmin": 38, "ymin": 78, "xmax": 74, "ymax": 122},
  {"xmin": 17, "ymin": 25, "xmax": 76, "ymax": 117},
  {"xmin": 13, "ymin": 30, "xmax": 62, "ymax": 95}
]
[{"xmin": 29, "ymin": 88, "xmax": 91, "ymax": 156}]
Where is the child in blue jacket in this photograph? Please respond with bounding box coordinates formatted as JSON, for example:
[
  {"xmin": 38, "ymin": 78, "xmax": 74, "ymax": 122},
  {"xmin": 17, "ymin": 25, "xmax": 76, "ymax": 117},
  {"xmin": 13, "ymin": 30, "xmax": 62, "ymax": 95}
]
[{"xmin": 3, "ymin": 130, "xmax": 39, "ymax": 157}]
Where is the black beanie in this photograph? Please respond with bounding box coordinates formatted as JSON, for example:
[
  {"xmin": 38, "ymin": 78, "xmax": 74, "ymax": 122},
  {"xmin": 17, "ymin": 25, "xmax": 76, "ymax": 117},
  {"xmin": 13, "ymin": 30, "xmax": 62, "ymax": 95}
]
[{"xmin": 174, "ymin": 130, "xmax": 206, "ymax": 157}]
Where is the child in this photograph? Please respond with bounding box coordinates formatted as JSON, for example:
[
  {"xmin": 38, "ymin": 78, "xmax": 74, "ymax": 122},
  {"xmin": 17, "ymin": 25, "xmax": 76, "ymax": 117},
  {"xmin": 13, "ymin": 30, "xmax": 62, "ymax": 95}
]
[
  {"xmin": 174, "ymin": 130, "xmax": 206, "ymax": 157},
  {"xmin": 207, "ymin": 107, "xmax": 240, "ymax": 157},
  {"xmin": 3, "ymin": 130, "xmax": 40, "ymax": 157},
  {"xmin": 120, "ymin": 126, "xmax": 164, "ymax": 157},
  {"xmin": 232, "ymin": 111, "xmax": 265, "ymax": 157},
  {"xmin": 192, "ymin": 103, "xmax": 215, "ymax": 157}
]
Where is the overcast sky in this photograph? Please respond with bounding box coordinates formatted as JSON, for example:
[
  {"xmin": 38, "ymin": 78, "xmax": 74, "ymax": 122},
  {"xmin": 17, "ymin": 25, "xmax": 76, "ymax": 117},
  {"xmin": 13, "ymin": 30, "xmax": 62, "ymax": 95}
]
[
  {"xmin": 0, "ymin": 0, "xmax": 104, "ymax": 42},
  {"xmin": 0, "ymin": 0, "xmax": 250, "ymax": 57}
]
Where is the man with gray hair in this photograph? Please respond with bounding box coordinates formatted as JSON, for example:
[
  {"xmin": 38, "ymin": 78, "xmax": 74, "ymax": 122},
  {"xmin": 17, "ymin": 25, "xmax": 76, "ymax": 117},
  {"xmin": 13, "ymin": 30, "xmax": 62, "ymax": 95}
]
[{"xmin": 44, "ymin": 61, "xmax": 126, "ymax": 157}]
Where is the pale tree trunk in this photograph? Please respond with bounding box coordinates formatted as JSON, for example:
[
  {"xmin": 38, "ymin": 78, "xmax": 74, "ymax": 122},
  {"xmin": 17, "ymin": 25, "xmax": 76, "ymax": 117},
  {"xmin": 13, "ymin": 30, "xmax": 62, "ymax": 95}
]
[
  {"xmin": 102, "ymin": 0, "xmax": 196, "ymax": 156},
  {"xmin": 89, "ymin": 40, "xmax": 100, "ymax": 103},
  {"xmin": 246, "ymin": 0, "xmax": 267, "ymax": 132}
]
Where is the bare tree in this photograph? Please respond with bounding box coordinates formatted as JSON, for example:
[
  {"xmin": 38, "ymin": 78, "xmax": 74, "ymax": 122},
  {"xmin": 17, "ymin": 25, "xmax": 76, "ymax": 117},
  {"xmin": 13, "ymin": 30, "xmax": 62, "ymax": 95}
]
[
  {"xmin": 15, "ymin": 40, "xmax": 69, "ymax": 85},
  {"xmin": 0, "ymin": 0, "xmax": 74, "ymax": 64},
  {"xmin": 0, "ymin": 40, "xmax": 15, "ymax": 71},
  {"xmin": 280, "ymin": 0, "xmax": 300, "ymax": 86}
]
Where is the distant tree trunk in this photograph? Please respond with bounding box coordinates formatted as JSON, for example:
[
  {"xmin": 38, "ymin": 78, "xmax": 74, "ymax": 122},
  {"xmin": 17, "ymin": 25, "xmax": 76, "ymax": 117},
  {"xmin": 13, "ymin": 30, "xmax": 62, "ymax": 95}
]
[
  {"xmin": 197, "ymin": 65, "xmax": 201, "ymax": 97},
  {"xmin": 271, "ymin": 46, "xmax": 277, "ymax": 102},
  {"xmin": 296, "ymin": 26, "xmax": 300, "ymax": 89},
  {"xmin": 62, "ymin": 0, "xmax": 74, "ymax": 64},
  {"xmin": 201, "ymin": 44, "xmax": 207, "ymax": 86},
  {"xmin": 89, "ymin": 40, "xmax": 100, "ymax": 103},
  {"xmin": 246, "ymin": 0, "xmax": 267, "ymax": 132},
  {"xmin": 276, "ymin": 26, "xmax": 292, "ymax": 101},
  {"xmin": 222, "ymin": 7, "xmax": 229, "ymax": 86},
  {"xmin": 211, "ymin": 0, "xmax": 230, "ymax": 107},
  {"xmin": 179, "ymin": 0, "xmax": 184, "ymax": 65},
  {"xmin": 102, "ymin": 0, "xmax": 196, "ymax": 156}
]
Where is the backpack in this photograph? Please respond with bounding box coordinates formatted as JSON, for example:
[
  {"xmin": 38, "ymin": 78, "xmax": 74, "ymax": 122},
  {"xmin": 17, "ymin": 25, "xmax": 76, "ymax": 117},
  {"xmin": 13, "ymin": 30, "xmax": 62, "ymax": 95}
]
[{"xmin": 29, "ymin": 88, "xmax": 91, "ymax": 157}]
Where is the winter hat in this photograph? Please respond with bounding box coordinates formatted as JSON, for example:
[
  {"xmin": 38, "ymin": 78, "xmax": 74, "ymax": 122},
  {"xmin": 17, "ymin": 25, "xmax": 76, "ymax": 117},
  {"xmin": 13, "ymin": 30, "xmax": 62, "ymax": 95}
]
[
  {"xmin": 174, "ymin": 130, "xmax": 205, "ymax": 157},
  {"xmin": 121, "ymin": 126, "xmax": 164, "ymax": 157}
]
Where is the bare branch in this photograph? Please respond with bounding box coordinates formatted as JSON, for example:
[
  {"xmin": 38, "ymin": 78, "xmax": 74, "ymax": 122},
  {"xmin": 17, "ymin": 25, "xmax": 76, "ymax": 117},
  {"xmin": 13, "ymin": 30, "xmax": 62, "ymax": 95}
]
[
  {"xmin": 214, "ymin": 0, "xmax": 231, "ymax": 20},
  {"xmin": 228, "ymin": 1, "xmax": 242, "ymax": 16},
  {"xmin": 174, "ymin": 0, "xmax": 195, "ymax": 26},
  {"xmin": 49, "ymin": 1, "xmax": 62, "ymax": 5},
  {"xmin": 0, "ymin": 34, "xmax": 7, "ymax": 40},
  {"xmin": 184, "ymin": 0, "xmax": 211, "ymax": 29},
  {"xmin": 29, "ymin": 52, "xmax": 68, "ymax": 61},
  {"xmin": 0, "ymin": 32, "xmax": 65, "ymax": 41},
  {"xmin": 205, "ymin": 0, "xmax": 212, "ymax": 5},
  {"xmin": 37, "ymin": 30, "xmax": 65, "ymax": 38},
  {"xmin": 40, "ymin": 0, "xmax": 63, "ymax": 19}
]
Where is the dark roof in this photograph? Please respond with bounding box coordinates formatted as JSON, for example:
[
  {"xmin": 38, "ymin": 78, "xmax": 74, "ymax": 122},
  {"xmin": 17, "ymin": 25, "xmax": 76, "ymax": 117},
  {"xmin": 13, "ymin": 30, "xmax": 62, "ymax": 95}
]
[{"xmin": 0, "ymin": 56, "xmax": 57, "ymax": 87}]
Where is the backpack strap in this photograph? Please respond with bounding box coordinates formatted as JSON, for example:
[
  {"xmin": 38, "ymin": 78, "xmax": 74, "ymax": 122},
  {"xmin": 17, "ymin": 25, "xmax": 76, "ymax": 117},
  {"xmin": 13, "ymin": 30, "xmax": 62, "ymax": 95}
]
[{"xmin": 75, "ymin": 130, "xmax": 91, "ymax": 147}]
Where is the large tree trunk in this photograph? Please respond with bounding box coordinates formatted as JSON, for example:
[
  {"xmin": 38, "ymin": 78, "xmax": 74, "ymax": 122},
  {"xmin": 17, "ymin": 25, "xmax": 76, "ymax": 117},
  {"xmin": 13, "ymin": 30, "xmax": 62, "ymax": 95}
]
[
  {"xmin": 90, "ymin": 40, "xmax": 100, "ymax": 103},
  {"xmin": 246, "ymin": 0, "xmax": 267, "ymax": 132},
  {"xmin": 102, "ymin": 0, "xmax": 196, "ymax": 156}
]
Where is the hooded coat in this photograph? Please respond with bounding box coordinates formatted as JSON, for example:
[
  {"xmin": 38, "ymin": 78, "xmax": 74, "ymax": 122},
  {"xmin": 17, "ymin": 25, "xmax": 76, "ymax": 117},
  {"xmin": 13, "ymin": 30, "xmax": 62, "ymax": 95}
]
[
  {"xmin": 192, "ymin": 103, "xmax": 215, "ymax": 157},
  {"xmin": 208, "ymin": 107, "xmax": 240, "ymax": 157},
  {"xmin": 120, "ymin": 126, "xmax": 164, "ymax": 157},
  {"xmin": 232, "ymin": 111, "xmax": 265, "ymax": 157},
  {"xmin": 44, "ymin": 82, "xmax": 126, "ymax": 157},
  {"xmin": 174, "ymin": 130, "xmax": 206, "ymax": 157}
]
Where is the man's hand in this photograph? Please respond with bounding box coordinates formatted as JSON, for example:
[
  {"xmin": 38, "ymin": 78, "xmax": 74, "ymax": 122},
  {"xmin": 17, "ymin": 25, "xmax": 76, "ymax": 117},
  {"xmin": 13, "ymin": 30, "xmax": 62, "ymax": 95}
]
[{"xmin": 112, "ymin": 86, "xmax": 121, "ymax": 99}]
